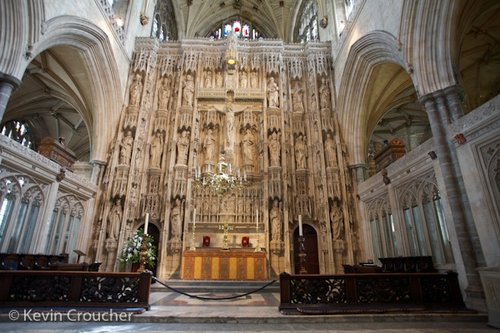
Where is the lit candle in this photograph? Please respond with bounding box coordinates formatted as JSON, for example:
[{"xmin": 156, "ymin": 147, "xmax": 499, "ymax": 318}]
[
  {"xmin": 144, "ymin": 213, "xmax": 149, "ymax": 235},
  {"xmin": 193, "ymin": 208, "xmax": 196, "ymax": 227},
  {"xmin": 298, "ymin": 215, "xmax": 303, "ymax": 236}
]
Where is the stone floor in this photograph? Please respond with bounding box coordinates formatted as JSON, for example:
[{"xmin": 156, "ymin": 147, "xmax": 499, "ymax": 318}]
[{"xmin": 0, "ymin": 280, "xmax": 497, "ymax": 333}]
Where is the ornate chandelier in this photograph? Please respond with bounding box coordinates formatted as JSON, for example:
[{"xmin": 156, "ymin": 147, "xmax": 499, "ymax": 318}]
[{"xmin": 193, "ymin": 153, "xmax": 247, "ymax": 195}]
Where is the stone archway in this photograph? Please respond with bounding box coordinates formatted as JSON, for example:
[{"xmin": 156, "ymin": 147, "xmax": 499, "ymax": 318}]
[{"xmin": 293, "ymin": 224, "xmax": 319, "ymax": 274}]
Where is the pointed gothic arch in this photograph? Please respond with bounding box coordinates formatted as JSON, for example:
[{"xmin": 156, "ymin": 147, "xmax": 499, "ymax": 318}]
[
  {"xmin": 28, "ymin": 16, "xmax": 122, "ymax": 162},
  {"xmin": 337, "ymin": 30, "xmax": 410, "ymax": 166}
]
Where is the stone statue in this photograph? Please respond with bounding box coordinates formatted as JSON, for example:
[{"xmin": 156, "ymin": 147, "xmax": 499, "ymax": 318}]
[
  {"xmin": 108, "ymin": 200, "xmax": 122, "ymax": 240},
  {"xmin": 225, "ymin": 104, "xmax": 235, "ymax": 152},
  {"xmin": 241, "ymin": 128, "xmax": 256, "ymax": 167},
  {"xmin": 311, "ymin": 91, "xmax": 317, "ymax": 111},
  {"xmin": 176, "ymin": 129, "xmax": 190, "ymax": 165},
  {"xmin": 150, "ymin": 131, "xmax": 163, "ymax": 168},
  {"xmin": 295, "ymin": 134, "xmax": 307, "ymax": 169},
  {"xmin": 171, "ymin": 198, "xmax": 182, "ymax": 239},
  {"xmin": 319, "ymin": 77, "xmax": 331, "ymax": 110},
  {"xmin": 215, "ymin": 71, "xmax": 223, "ymax": 88},
  {"xmin": 324, "ymin": 132, "xmax": 337, "ymax": 167},
  {"xmin": 157, "ymin": 76, "xmax": 171, "ymax": 110},
  {"xmin": 250, "ymin": 70, "xmax": 258, "ymax": 88},
  {"xmin": 129, "ymin": 73, "xmax": 142, "ymax": 106},
  {"xmin": 267, "ymin": 77, "xmax": 279, "ymax": 108},
  {"xmin": 204, "ymin": 70, "xmax": 212, "ymax": 88},
  {"xmin": 268, "ymin": 132, "xmax": 281, "ymax": 166},
  {"xmin": 270, "ymin": 199, "xmax": 281, "ymax": 241},
  {"xmin": 119, "ymin": 131, "xmax": 134, "ymax": 165},
  {"xmin": 239, "ymin": 70, "xmax": 248, "ymax": 88},
  {"xmin": 203, "ymin": 128, "xmax": 217, "ymax": 164},
  {"xmin": 330, "ymin": 201, "xmax": 344, "ymax": 240},
  {"xmin": 292, "ymin": 81, "xmax": 304, "ymax": 112},
  {"xmin": 182, "ymin": 74, "xmax": 195, "ymax": 107}
]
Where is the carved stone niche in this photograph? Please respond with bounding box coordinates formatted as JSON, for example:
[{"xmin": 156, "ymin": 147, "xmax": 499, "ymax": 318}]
[
  {"xmin": 37, "ymin": 137, "xmax": 77, "ymax": 171},
  {"xmin": 374, "ymin": 138, "xmax": 406, "ymax": 172}
]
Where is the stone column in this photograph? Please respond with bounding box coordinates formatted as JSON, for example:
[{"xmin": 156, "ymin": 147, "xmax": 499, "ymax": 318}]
[
  {"xmin": 0, "ymin": 73, "xmax": 22, "ymax": 121},
  {"xmin": 420, "ymin": 88, "xmax": 485, "ymax": 304}
]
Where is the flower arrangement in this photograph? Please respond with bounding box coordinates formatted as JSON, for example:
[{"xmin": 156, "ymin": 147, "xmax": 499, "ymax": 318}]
[{"xmin": 119, "ymin": 229, "xmax": 156, "ymax": 269}]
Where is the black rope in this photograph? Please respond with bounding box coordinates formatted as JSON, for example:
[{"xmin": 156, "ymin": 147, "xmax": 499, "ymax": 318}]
[{"xmin": 148, "ymin": 272, "xmax": 277, "ymax": 301}]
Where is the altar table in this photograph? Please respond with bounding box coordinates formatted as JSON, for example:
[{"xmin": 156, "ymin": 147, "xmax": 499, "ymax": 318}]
[{"xmin": 181, "ymin": 249, "xmax": 267, "ymax": 280}]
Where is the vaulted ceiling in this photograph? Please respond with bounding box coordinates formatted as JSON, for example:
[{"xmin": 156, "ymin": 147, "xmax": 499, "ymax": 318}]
[{"xmin": 171, "ymin": 0, "xmax": 304, "ymax": 41}]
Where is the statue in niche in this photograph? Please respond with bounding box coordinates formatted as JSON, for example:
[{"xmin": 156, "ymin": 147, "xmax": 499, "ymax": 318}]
[
  {"xmin": 330, "ymin": 200, "xmax": 344, "ymax": 240},
  {"xmin": 129, "ymin": 73, "xmax": 143, "ymax": 106},
  {"xmin": 108, "ymin": 200, "xmax": 122, "ymax": 240},
  {"xmin": 170, "ymin": 198, "xmax": 183, "ymax": 239},
  {"xmin": 182, "ymin": 74, "xmax": 195, "ymax": 107},
  {"xmin": 157, "ymin": 76, "xmax": 171, "ymax": 110},
  {"xmin": 311, "ymin": 91, "xmax": 317, "ymax": 111},
  {"xmin": 250, "ymin": 70, "xmax": 258, "ymax": 88},
  {"xmin": 176, "ymin": 129, "xmax": 190, "ymax": 165},
  {"xmin": 119, "ymin": 130, "xmax": 134, "ymax": 165},
  {"xmin": 319, "ymin": 77, "xmax": 331, "ymax": 110},
  {"xmin": 268, "ymin": 132, "xmax": 281, "ymax": 166},
  {"xmin": 292, "ymin": 81, "xmax": 304, "ymax": 112},
  {"xmin": 150, "ymin": 131, "xmax": 163, "ymax": 168},
  {"xmin": 202, "ymin": 128, "xmax": 217, "ymax": 164},
  {"xmin": 266, "ymin": 76, "xmax": 279, "ymax": 108},
  {"xmin": 128, "ymin": 184, "xmax": 138, "ymax": 218},
  {"xmin": 239, "ymin": 70, "xmax": 248, "ymax": 88},
  {"xmin": 204, "ymin": 70, "xmax": 212, "ymax": 88},
  {"xmin": 324, "ymin": 132, "xmax": 338, "ymax": 167},
  {"xmin": 270, "ymin": 199, "xmax": 281, "ymax": 241},
  {"xmin": 226, "ymin": 104, "xmax": 235, "ymax": 152},
  {"xmin": 295, "ymin": 134, "xmax": 308, "ymax": 169},
  {"xmin": 215, "ymin": 71, "xmax": 223, "ymax": 88},
  {"xmin": 241, "ymin": 128, "xmax": 256, "ymax": 167}
]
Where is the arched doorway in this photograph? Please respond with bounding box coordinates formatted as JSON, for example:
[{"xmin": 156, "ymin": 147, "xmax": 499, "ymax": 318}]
[
  {"xmin": 293, "ymin": 224, "xmax": 319, "ymax": 274},
  {"xmin": 140, "ymin": 223, "xmax": 160, "ymax": 279}
]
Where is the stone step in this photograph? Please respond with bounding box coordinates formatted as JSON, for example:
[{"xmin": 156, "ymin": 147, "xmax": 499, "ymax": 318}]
[{"xmin": 131, "ymin": 311, "xmax": 488, "ymax": 325}]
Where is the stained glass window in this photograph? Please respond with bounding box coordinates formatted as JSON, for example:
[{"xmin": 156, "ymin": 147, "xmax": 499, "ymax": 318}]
[{"xmin": 209, "ymin": 19, "xmax": 262, "ymax": 40}]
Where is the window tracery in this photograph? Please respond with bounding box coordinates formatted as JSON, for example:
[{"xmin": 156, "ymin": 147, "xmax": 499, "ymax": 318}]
[
  {"xmin": 1, "ymin": 120, "xmax": 35, "ymax": 150},
  {"xmin": 0, "ymin": 175, "xmax": 43, "ymax": 253},
  {"xmin": 207, "ymin": 18, "xmax": 262, "ymax": 40},
  {"xmin": 151, "ymin": 0, "xmax": 178, "ymax": 42},
  {"xmin": 294, "ymin": 0, "xmax": 319, "ymax": 43}
]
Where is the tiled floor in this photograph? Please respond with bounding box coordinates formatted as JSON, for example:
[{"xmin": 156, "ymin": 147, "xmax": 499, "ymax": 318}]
[{"xmin": 0, "ymin": 282, "xmax": 497, "ymax": 332}]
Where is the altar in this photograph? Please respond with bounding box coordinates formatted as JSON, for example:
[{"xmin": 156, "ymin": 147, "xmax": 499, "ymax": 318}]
[{"xmin": 181, "ymin": 249, "xmax": 268, "ymax": 280}]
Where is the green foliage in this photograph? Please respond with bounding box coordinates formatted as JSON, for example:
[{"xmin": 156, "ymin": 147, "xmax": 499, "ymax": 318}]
[{"xmin": 119, "ymin": 229, "xmax": 156, "ymax": 269}]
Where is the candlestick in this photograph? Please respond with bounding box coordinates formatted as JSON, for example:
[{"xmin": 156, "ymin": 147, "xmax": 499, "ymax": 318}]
[
  {"xmin": 189, "ymin": 209, "xmax": 196, "ymax": 251},
  {"xmin": 144, "ymin": 213, "xmax": 149, "ymax": 234},
  {"xmin": 299, "ymin": 214, "xmax": 303, "ymax": 236},
  {"xmin": 256, "ymin": 209, "xmax": 259, "ymax": 230}
]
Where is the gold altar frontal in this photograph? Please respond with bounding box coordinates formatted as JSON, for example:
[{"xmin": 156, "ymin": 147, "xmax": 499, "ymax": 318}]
[{"xmin": 181, "ymin": 249, "xmax": 267, "ymax": 280}]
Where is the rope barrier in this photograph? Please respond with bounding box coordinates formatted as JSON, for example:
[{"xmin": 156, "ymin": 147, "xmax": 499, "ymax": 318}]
[{"xmin": 147, "ymin": 271, "xmax": 278, "ymax": 301}]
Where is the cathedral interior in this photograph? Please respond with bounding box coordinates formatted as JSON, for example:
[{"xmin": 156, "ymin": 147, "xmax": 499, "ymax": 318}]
[{"xmin": 0, "ymin": 0, "xmax": 499, "ymax": 313}]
